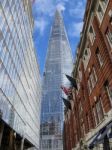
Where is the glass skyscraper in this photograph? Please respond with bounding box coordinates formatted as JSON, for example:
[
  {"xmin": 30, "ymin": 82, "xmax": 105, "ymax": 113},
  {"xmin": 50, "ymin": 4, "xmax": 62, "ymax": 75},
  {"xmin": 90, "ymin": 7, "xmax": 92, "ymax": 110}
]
[
  {"xmin": 40, "ymin": 10, "xmax": 73, "ymax": 150},
  {"xmin": 0, "ymin": 0, "xmax": 41, "ymax": 149}
]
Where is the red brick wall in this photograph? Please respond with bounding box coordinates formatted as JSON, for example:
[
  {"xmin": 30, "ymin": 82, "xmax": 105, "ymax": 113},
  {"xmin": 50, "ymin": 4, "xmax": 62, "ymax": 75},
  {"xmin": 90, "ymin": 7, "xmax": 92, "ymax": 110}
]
[{"xmin": 63, "ymin": 1, "xmax": 112, "ymax": 150}]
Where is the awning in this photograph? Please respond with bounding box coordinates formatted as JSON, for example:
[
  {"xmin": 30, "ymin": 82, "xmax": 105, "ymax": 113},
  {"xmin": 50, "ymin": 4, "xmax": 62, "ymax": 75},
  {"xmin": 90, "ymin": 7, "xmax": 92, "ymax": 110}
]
[
  {"xmin": 89, "ymin": 120, "xmax": 112, "ymax": 149},
  {"xmin": 89, "ymin": 127, "xmax": 105, "ymax": 149}
]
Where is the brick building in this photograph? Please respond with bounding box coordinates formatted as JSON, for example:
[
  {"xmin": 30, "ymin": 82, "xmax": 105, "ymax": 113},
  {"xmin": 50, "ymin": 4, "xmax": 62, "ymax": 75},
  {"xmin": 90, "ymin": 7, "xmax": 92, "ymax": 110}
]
[{"xmin": 63, "ymin": 0, "xmax": 112, "ymax": 149}]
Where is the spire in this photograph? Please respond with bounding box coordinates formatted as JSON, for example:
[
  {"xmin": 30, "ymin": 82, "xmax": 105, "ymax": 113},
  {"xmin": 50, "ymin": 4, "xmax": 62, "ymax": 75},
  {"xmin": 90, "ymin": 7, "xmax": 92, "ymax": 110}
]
[
  {"xmin": 40, "ymin": 7, "xmax": 73, "ymax": 150},
  {"xmin": 53, "ymin": 9, "xmax": 63, "ymax": 26},
  {"xmin": 55, "ymin": 8, "xmax": 62, "ymax": 18}
]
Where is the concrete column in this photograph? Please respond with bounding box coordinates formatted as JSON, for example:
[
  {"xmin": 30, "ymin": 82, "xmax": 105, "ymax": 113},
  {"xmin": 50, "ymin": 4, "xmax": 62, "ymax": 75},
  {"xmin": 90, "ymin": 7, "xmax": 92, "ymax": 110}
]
[
  {"xmin": 0, "ymin": 121, "xmax": 4, "ymax": 147},
  {"xmin": 20, "ymin": 137, "xmax": 24, "ymax": 150}
]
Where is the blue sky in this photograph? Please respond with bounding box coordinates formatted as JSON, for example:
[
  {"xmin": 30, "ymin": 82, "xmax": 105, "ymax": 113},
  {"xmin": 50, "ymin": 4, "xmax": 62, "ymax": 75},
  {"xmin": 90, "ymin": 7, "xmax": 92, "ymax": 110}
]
[{"xmin": 32, "ymin": 0, "xmax": 86, "ymax": 75}]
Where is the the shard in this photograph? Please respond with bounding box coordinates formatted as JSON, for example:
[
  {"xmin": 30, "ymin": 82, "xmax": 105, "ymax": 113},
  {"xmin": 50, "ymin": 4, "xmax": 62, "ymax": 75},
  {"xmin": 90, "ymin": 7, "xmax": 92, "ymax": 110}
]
[{"xmin": 40, "ymin": 10, "xmax": 73, "ymax": 150}]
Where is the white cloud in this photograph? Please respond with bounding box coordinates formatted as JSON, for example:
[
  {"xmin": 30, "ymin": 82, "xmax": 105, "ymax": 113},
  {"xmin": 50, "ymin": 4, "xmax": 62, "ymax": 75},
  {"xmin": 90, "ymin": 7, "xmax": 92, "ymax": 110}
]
[
  {"xmin": 33, "ymin": 0, "xmax": 67, "ymax": 36},
  {"xmin": 69, "ymin": 22, "xmax": 83, "ymax": 37},
  {"xmin": 33, "ymin": 0, "xmax": 85, "ymax": 37},
  {"xmin": 34, "ymin": 0, "xmax": 55, "ymax": 17},
  {"xmin": 34, "ymin": 19, "xmax": 48, "ymax": 36},
  {"xmin": 69, "ymin": 1, "xmax": 85, "ymax": 19},
  {"xmin": 34, "ymin": 0, "xmax": 67, "ymax": 17},
  {"xmin": 56, "ymin": 3, "xmax": 66, "ymax": 12}
]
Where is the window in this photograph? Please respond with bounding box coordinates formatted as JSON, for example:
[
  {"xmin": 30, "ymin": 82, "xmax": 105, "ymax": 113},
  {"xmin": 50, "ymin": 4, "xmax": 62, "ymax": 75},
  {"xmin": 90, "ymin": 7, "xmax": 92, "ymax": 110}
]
[
  {"xmin": 48, "ymin": 139, "xmax": 52, "ymax": 148},
  {"xmin": 96, "ymin": 48, "xmax": 103, "ymax": 66},
  {"xmin": 83, "ymin": 48, "xmax": 91, "ymax": 70},
  {"xmin": 100, "ymin": 0, "xmax": 109, "ymax": 10},
  {"xmin": 88, "ymin": 79, "xmax": 92, "ymax": 94},
  {"xmin": 92, "ymin": 106, "xmax": 99, "ymax": 126},
  {"xmin": 89, "ymin": 26, "xmax": 95, "ymax": 45},
  {"xmin": 96, "ymin": 98, "xmax": 104, "ymax": 122},
  {"xmin": 42, "ymin": 139, "xmax": 49, "ymax": 148},
  {"xmin": 90, "ymin": 73, "xmax": 95, "ymax": 88},
  {"xmin": 89, "ymin": 67, "xmax": 97, "ymax": 91},
  {"xmin": 97, "ymin": 4, "xmax": 104, "ymax": 22},
  {"xmin": 81, "ymin": 123, "xmax": 85, "ymax": 137},
  {"xmin": 104, "ymin": 81, "xmax": 112, "ymax": 105},
  {"xmin": 93, "ymin": 98, "xmax": 104, "ymax": 126},
  {"xmin": 93, "ymin": 67, "xmax": 97, "ymax": 83},
  {"xmin": 106, "ymin": 28, "xmax": 112, "ymax": 48}
]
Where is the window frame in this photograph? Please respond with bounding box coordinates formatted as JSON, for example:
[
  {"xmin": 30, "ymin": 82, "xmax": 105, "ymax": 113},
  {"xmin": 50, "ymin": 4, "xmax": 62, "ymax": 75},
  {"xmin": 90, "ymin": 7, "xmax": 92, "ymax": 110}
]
[
  {"xmin": 106, "ymin": 28, "xmax": 112, "ymax": 48},
  {"xmin": 96, "ymin": 98, "xmax": 104, "ymax": 123},
  {"xmin": 100, "ymin": 0, "xmax": 109, "ymax": 12},
  {"xmin": 83, "ymin": 48, "xmax": 91, "ymax": 71},
  {"xmin": 96, "ymin": 48, "xmax": 103, "ymax": 67},
  {"xmin": 92, "ymin": 106, "xmax": 99, "ymax": 126},
  {"xmin": 105, "ymin": 81, "xmax": 112, "ymax": 106},
  {"xmin": 88, "ymin": 25, "xmax": 95, "ymax": 45},
  {"xmin": 96, "ymin": 0, "xmax": 109, "ymax": 24},
  {"xmin": 88, "ymin": 79, "xmax": 92, "ymax": 94}
]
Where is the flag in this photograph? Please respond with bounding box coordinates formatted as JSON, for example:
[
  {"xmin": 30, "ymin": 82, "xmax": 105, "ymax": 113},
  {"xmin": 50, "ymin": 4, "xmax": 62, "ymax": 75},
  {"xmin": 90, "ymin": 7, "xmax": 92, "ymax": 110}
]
[
  {"xmin": 62, "ymin": 97, "xmax": 71, "ymax": 110},
  {"xmin": 61, "ymin": 86, "xmax": 72, "ymax": 95},
  {"xmin": 66, "ymin": 74, "xmax": 78, "ymax": 90}
]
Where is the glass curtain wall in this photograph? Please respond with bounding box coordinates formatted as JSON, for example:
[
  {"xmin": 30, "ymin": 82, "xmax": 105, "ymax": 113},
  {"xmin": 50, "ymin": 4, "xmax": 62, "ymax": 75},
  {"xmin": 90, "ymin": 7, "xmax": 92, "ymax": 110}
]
[
  {"xmin": 40, "ymin": 10, "xmax": 73, "ymax": 150},
  {"xmin": 0, "ymin": 0, "xmax": 41, "ymax": 149}
]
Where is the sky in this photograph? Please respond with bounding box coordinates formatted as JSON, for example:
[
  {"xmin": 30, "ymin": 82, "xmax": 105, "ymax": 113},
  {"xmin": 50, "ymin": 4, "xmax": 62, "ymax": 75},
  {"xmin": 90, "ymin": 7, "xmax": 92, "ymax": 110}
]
[{"xmin": 32, "ymin": 0, "xmax": 86, "ymax": 75}]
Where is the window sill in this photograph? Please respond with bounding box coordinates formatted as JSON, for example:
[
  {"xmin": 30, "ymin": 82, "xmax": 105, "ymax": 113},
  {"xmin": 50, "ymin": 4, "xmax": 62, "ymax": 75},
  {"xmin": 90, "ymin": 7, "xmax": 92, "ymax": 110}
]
[{"xmin": 95, "ymin": 118, "xmax": 105, "ymax": 129}]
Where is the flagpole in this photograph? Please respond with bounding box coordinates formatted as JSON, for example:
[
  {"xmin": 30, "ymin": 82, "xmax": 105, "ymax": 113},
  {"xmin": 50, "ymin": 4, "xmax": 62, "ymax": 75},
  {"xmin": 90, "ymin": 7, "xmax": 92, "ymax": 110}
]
[{"xmin": 62, "ymin": 73, "xmax": 80, "ymax": 83}]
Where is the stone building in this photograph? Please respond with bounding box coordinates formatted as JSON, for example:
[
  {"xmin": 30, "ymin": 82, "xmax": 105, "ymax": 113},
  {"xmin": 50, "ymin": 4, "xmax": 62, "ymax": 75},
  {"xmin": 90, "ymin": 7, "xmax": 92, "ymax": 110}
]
[{"xmin": 64, "ymin": 0, "xmax": 112, "ymax": 149}]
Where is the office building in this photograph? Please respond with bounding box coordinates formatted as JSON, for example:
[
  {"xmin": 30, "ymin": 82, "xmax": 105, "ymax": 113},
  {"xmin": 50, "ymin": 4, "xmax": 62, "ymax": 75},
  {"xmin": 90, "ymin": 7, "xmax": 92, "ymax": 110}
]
[
  {"xmin": 40, "ymin": 10, "xmax": 73, "ymax": 150},
  {"xmin": 0, "ymin": 0, "xmax": 41, "ymax": 149}
]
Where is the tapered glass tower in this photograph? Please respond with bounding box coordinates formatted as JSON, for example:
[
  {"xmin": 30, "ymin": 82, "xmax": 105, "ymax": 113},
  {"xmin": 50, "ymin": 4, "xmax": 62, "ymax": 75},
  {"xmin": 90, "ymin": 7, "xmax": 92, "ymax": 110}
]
[{"xmin": 40, "ymin": 10, "xmax": 73, "ymax": 150}]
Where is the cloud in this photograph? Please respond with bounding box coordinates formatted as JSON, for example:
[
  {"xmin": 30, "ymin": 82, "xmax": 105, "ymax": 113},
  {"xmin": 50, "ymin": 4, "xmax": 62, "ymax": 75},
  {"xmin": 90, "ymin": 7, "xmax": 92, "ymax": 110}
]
[
  {"xmin": 56, "ymin": 3, "xmax": 66, "ymax": 12},
  {"xmin": 33, "ymin": 0, "xmax": 68, "ymax": 37},
  {"xmin": 69, "ymin": 22, "xmax": 83, "ymax": 37},
  {"xmin": 32, "ymin": 0, "xmax": 86, "ymax": 73},
  {"xmin": 33, "ymin": 0, "xmax": 55, "ymax": 17},
  {"xmin": 33, "ymin": 0, "xmax": 68, "ymax": 17},
  {"xmin": 69, "ymin": 1, "xmax": 85, "ymax": 19},
  {"xmin": 34, "ymin": 18, "xmax": 48, "ymax": 36}
]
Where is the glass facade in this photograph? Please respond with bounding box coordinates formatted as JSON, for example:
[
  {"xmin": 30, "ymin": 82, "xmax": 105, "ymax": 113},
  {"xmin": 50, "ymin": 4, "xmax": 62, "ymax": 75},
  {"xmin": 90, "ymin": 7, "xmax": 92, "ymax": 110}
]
[
  {"xmin": 40, "ymin": 10, "xmax": 73, "ymax": 150},
  {"xmin": 0, "ymin": 0, "xmax": 41, "ymax": 149}
]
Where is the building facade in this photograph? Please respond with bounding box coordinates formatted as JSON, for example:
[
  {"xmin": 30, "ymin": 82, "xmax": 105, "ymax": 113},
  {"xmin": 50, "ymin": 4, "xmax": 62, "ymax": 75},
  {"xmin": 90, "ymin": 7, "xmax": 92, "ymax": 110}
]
[
  {"xmin": 40, "ymin": 10, "xmax": 73, "ymax": 150},
  {"xmin": 64, "ymin": 0, "xmax": 112, "ymax": 150},
  {"xmin": 0, "ymin": 0, "xmax": 41, "ymax": 149}
]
